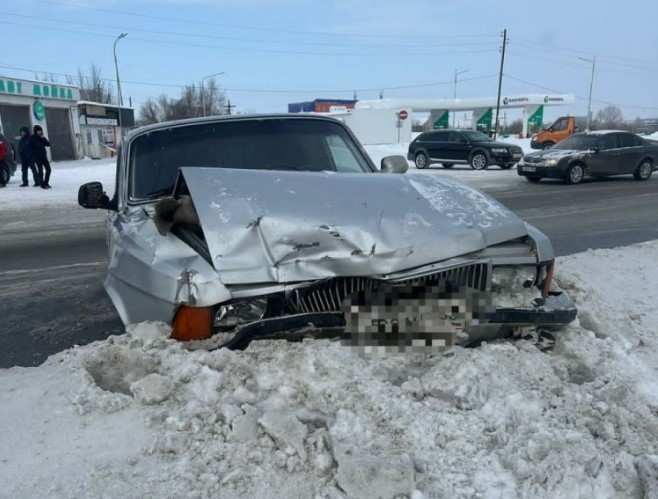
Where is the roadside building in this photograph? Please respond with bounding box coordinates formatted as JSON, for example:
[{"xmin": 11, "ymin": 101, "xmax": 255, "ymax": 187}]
[
  {"xmin": 78, "ymin": 101, "xmax": 135, "ymax": 158},
  {"xmin": 0, "ymin": 75, "xmax": 81, "ymax": 160},
  {"xmin": 288, "ymin": 98, "xmax": 357, "ymax": 113}
]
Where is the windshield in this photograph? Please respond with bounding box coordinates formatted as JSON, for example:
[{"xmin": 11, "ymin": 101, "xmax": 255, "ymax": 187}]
[
  {"xmin": 129, "ymin": 118, "xmax": 371, "ymax": 200},
  {"xmin": 462, "ymin": 131, "xmax": 491, "ymax": 142},
  {"xmin": 554, "ymin": 134, "xmax": 600, "ymax": 150}
]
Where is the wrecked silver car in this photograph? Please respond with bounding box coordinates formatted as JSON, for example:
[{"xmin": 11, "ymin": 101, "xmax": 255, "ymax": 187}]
[{"xmin": 78, "ymin": 114, "xmax": 576, "ymax": 349}]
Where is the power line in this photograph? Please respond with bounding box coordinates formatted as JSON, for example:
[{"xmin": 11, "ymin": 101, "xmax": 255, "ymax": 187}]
[
  {"xmin": 512, "ymin": 39, "xmax": 658, "ymax": 72},
  {"xmin": 1, "ymin": 20, "xmax": 500, "ymax": 58},
  {"xmin": 503, "ymin": 73, "xmax": 658, "ymax": 112},
  {"xmin": 3, "ymin": 12, "xmax": 498, "ymax": 51},
  {"xmin": 0, "ymin": 63, "xmax": 497, "ymax": 95},
  {"xmin": 42, "ymin": 0, "xmax": 499, "ymax": 41}
]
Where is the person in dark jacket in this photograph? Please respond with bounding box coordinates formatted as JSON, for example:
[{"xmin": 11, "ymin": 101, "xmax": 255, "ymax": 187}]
[
  {"xmin": 31, "ymin": 125, "xmax": 52, "ymax": 189},
  {"xmin": 18, "ymin": 127, "xmax": 39, "ymax": 187}
]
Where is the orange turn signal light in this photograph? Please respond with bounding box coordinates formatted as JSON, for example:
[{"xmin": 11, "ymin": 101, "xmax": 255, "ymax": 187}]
[{"xmin": 171, "ymin": 305, "xmax": 213, "ymax": 341}]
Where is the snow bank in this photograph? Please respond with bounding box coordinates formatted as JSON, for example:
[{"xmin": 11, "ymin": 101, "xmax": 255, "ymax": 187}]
[
  {"xmin": 2, "ymin": 241, "xmax": 658, "ymax": 498},
  {"xmin": 1, "ymin": 158, "xmax": 116, "ymax": 211}
]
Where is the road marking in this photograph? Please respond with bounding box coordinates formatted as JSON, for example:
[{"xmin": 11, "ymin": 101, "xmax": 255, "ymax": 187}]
[{"xmin": 0, "ymin": 261, "xmax": 104, "ymax": 276}]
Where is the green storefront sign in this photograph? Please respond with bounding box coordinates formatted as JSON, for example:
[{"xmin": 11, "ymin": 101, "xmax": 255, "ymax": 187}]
[
  {"xmin": 432, "ymin": 111, "xmax": 450, "ymax": 129},
  {"xmin": 527, "ymin": 105, "xmax": 544, "ymax": 130},
  {"xmin": 0, "ymin": 77, "xmax": 74, "ymax": 100},
  {"xmin": 476, "ymin": 108, "xmax": 493, "ymax": 132},
  {"xmin": 33, "ymin": 100, "xmax": 45, "ymax": 121}
]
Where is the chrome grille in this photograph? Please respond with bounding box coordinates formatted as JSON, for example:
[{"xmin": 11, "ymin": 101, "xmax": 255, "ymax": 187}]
[{"xmin": 289, "ymin": 262, "xmax": 489, "ymax": 313}]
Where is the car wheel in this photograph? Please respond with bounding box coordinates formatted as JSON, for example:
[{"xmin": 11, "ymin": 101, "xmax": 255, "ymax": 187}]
[
  {"xmin": 542, "ymin": 141, "xmax": 555, "ymax": 149},
  {"xmin": 565, "ymin": 163, "xmax": 585, "ymax": 185},
  {"xmin": 470, "ymin": 152, "xmax": 488, "ymax": 170},
  {"xmin": 633, "ymin": 160, "xmax": 653, "ymax": 181},
  {"xmin": 415, "ymin": 152, "xmax": 429, "ymax": 169},
  {"xmin": 0, "ymin": 164, "xmax": 9, "ymax": 187},
  {"xmin": 526, "ymin": 176, "xmax": 542, "ymax": 183},
  {"xmin": 442, "ymin": 163, "xmax": 454, "ymax": 169}
]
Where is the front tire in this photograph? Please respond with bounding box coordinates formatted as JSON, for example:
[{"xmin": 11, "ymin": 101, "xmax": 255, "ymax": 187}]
[
  {"xmin": 470, "ymin": 152, "xmax": 488, "ymax": 170},
  {"xmin": 633, "ymin": 160, "xmax": 653, "ymax": 181},
  {"xmin": 565, "ymin": 163, "xmax": 585, "ymax": 185},
  {"xmin": 0, "ymin": 163, "xmax": 9, "ymax": 187},
  {"xmin": 415, "ymin": 152, "xmax": 429, "ymax": 169}
]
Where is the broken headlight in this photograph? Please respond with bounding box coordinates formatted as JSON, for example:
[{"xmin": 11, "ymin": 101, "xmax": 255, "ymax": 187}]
[
  {"xmin": 214, "ymin": 299, "xmax": 267, "ymax": 331},
  {"xmin": 490, "ymin": 266, "xmax": 537, "ymax": 291}
]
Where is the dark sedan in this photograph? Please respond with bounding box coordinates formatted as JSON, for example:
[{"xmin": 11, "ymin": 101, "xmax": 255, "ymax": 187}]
[
  {"xmin": 517, "ymin": 131, "xmax": 657, "ymax": 185},
  {"xmin": 408, "ymin": 130, "xmax": 524, "ymax": 170}
]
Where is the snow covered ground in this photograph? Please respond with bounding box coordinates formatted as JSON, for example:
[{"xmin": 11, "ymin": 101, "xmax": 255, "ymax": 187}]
[
  {"xmin": 1, "ymin": 241, "xmax": 658, "ymax": 499},
  {"xmin": 1, "ymin": 158, "xmax": 116, "ymax": 210}
]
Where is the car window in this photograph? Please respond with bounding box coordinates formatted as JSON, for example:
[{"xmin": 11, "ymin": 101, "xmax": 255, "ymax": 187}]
[
  {"xmin": 446, "ymin": 132, "xmax": 462, "ymax": 143},
  {"xmin": 600, "ymin": 134, "xmax": 619, "ymax": 150},
  {"xmin": 618, "ymin": 133, "xmax": 641, "ymax": 148},
  {"xmin": 552, "ymin": 118, "xmax": 568, "ymax": 131},
  {"xmin": 554, "ymin": 134, "xmax": 600, "ymax": 150},
  {"xmin": 128, "ymin": 118, "xmax": 372, "ymax": 201},
  {"xmin": 428, "ymin": 131, "xmax": 448, "ymax": 141},
  {"xmin": 326, "ymin": 134, "xmax": 364, "ymax": 172}
]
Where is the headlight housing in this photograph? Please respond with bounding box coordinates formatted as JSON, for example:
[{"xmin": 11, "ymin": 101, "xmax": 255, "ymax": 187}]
[
  {"xmin": 491, "ymin": 266, "xmax": 537, "ymax": 291},
  {"xmin": 544, "ymin": 159, "xmax": 558, "ymax": 166},
  {"xmin": 214, "ymin": 298, "xmax": 267, "ymax": 330}
]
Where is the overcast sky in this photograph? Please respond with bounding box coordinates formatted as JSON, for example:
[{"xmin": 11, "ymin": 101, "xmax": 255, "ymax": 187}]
[{"xmin": 2, "ymin": 0, "xmax": 657, "ymax": 121}]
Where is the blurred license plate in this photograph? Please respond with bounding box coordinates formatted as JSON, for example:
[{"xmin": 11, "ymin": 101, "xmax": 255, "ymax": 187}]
[{"xmin": 522, "ymin": 166, "xmax": 536, "ymax": 172}]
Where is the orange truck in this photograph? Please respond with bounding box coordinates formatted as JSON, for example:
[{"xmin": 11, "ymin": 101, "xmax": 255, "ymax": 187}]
[{"xmin": 530, "ymin": 116, "xmax": 582, "ymax": 149}]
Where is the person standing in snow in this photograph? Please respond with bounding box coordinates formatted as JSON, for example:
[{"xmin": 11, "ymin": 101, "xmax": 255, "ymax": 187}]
[
  {"xmin": 18, "ymin": 127, "xmax": 38, "ymax": 187},
  {"xmin": 30, "ymin": 125, "xmax": 52, "ymax": 189}
]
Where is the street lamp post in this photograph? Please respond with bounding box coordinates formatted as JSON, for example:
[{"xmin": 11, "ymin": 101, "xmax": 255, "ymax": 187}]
[
  {"xmin": 113, "ymin": 32, "xmax": 128, "ymax": 142},
  {"xmin": 453, "ymin": 68, "xmax": 469, "ymax": 127},
  {"xmin": 578, "ymin": 56, "xmax": 596, "ymax": 131},
  {"xmin": 201, "ymin": 72, "xmax": 225, "ymax": 116}
]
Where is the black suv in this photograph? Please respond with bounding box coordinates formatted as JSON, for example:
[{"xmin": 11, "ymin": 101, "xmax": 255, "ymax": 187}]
[{"xmin": 408, "ymin": 130, "xmax": 524, "ymax": 170}]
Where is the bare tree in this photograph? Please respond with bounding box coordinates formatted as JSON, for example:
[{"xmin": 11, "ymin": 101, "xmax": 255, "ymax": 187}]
[
  {"xmin": 78, "ymin": 64, "xmax": 114, "ymax": 104},
  {"xmin": 138, "ymin": 78, "xmax": 227, "ymax": 124},
  {"xmin": 594, "ymin": 105, "xmax": 625, "ymax": 130},
  {"xmin": 503, "ymin": 118, "xmax": 523, "ymax": 135}
]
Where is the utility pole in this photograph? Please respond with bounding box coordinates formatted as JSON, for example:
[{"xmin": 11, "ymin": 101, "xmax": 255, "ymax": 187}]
[
  {"xmin": 201, "ymin": 72, "xmax": 225, "ymax": 116},
  {"xmin": 225, "ymin": 100, "xmax": 235, "ymax": 115},
  {"xmin": 578, "ymin": 56, "xmax": 596, "ymax": 131},
  {"xmin": 493, "ymin": 28, "xmax": 507, "ymax": 140},
  {"xmin": 113, "ymin": 32, "xmax": 127, "ymax": 142},
  {"xmin": 453, "ymin": 68, "xmax": 469, "ymax": 127}
]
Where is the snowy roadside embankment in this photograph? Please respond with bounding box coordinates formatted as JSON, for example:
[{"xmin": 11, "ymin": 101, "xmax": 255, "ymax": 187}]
[
  {"xmin": 2, "ymin": 241, "xmax": 658, "ymax": 498},
  {"xmin": 0, "ymin": 158, "xmax": 115, "ymax": 211}
]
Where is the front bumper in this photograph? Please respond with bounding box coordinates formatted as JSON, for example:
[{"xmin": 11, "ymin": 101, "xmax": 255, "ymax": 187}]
[
  {"xmin": 517, "ymin": 163, "xmax": 566, "ymax": 178},
  {"xmin": 215, "ymin": 291, "xmax": 577, "ymax": 350},
  {"xmin": 491, "ymin": 152, "xmax": 523, "ymax": 166}
]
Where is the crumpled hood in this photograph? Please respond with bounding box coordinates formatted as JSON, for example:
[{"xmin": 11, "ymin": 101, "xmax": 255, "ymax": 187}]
[{"xmin": 180, "ymin": 167, "xmax": 529, "ymax": 284}]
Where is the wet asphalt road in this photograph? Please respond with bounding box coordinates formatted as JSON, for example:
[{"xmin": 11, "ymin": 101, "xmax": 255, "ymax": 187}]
[{"xmin": 2, "ymin": 174, "xmax": 658, "ymax": 368}]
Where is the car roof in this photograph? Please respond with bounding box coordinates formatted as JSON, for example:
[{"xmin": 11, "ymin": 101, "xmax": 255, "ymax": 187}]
[
  {"xmin": 124, "ymin": 113, "xmax": 345, "ymax": 141},
  {"xmin": 584, "ymin": 130, "xmax": 629, "ymax": 135}
]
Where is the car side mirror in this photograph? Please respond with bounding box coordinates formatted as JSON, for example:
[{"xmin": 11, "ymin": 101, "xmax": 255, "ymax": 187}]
[
  {"xmin": 380, "ymin": 155, "xmax": 409, "ymax": 174},
  {"xmin": 78, "ymin": 181, "xmax": 111, "ymax": 209},
  {"xmin": 590, "ymin": 146, "xmax": 600, "ymax": 154}
]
